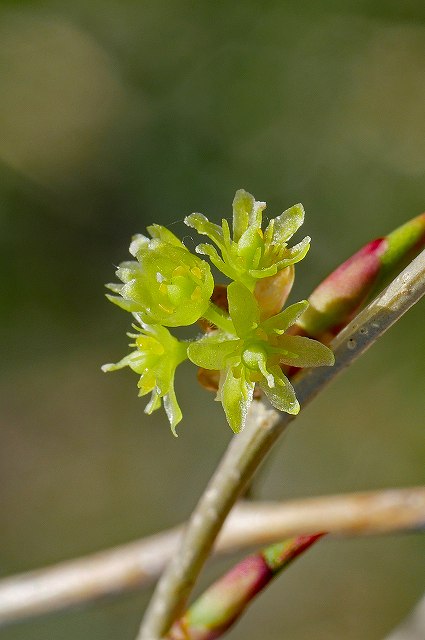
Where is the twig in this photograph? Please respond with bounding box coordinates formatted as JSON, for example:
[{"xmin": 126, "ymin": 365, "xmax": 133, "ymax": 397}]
[
  {"xmin": 137, "ymin": 248, "xmax": 425, "ymax": 640},
  {"xmin": 0, "ymin": 487, "xmax": 424, "ymax": 627},
  {"xmin": 383, "ymin": 593, "xmax": 425, "ymax": 640},
  {"xmin": 167, "ymin": 534, "xmax": 324, "ymax": 640}
]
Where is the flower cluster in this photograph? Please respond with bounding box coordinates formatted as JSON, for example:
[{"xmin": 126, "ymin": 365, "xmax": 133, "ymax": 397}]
[{"xmin": 103, "ymin": 190, "xmax": 334, "ymax": 434}]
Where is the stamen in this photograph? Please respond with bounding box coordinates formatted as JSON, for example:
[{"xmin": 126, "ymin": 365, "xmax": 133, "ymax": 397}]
[
  {"xmin": 190, "ymin": 266, "xmax": 202, "ymax": 279},
  {"xmin": 158, "ymin": 303, "xmax": 175, "ymax": 314}
]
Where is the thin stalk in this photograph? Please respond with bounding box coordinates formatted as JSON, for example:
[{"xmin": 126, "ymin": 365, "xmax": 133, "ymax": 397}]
[
  {"xmin": 202, "ymin": 302, "xmax": 234, "ymax": 334},
  {"xmin": 137, "ymin": 248, "xmax": 425, "ymax": 640}
]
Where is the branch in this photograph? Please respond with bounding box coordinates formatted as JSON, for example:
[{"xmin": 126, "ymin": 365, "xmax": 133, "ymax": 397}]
[
  {"xmin": 384, "ymin": 593, "xmax": 425, "ymax": 640},
  {"xmin": 168, "ymin": 533, "xmax": 324, "ymax": 640},
  {"xmin": 1, "ymin": 486, "xmax": 424, "ymax": 628},
  {"xmin": 137, "ymin": 248, "xmax": 425, "ymax": 640}
]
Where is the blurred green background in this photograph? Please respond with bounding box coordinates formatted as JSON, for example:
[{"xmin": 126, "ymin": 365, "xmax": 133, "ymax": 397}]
[{"xmin": 1, "ymin": 1, "xmax": 424, "ymax": 639}]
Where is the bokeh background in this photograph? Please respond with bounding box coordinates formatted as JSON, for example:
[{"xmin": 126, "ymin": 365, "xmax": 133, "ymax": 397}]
[{"xmin": 1, "ymin": 2, "xmax": 424, "ymax": 639}]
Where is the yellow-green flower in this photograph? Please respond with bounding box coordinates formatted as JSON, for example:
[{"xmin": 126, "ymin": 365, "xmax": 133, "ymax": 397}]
[
  {"xmin": 188, "ymin": 282, "xmax": 334, "ymax": 432},
  {"xmin": 106, "ymin": 224, "xmax": 214, "ymax": 327},
  {"xmin": 185, "ymin": 189, "xmax": 310, "ymax": 292},
  {"xmin": 102, "ymin": 322, "xmax": 187, "ymax": 435}
]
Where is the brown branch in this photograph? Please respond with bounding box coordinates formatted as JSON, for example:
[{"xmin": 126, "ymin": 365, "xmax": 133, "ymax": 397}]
[{"xmin": 0, "ymin": 486, "xmax": 424, "ymax": 628}]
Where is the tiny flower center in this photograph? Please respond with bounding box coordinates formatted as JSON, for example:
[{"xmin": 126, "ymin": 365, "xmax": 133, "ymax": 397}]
[
  {"xmin": 136, "ymin": 335, "xmax": 165, "ymax": 357},
  {"xmin": 241, "ymin": 343, "xmax": 268, "ymax": 371},
  {"xmin": 156, "ymin": 264, "xmax": 206, "ymax": 311}
]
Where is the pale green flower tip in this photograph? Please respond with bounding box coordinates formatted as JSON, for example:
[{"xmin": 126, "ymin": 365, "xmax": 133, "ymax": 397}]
[
  {"xmin": 184, "ymin": 212, "xmax": 205, "ymax": 229},
  {"xmin": 293, "ymin": 236, "xmax": 311, "ymax": 259},
  {"xmin": 288, "ymin": 203, "xmax": 305, "ymax": 224},
  {"xmin": 324, "ymin": 349, "xmax": 335, "ymax": 367},
  {"xmin": 234, "ymin": 187, "xmax": 252, "ymax": 200},
  {"xmin": 163, "ymin": 393, "xmax": 183, "ymax": 437},
  {"xmin": 194, "ymin": 243, "xmax": 208, "ymax": 255},
  {"xmin": 146, "ymin": 224, "xmax": 185, "ymax": 249},
  {"xmin": 105, "ymin": 293, "xmax": 140, "ymax": 312},
  {"xmin": 169, "ymin": 414, "xmax": 182, "ymax": 438},
  {"xmin": 229, "ymin": 422, "xmax": 242, "ymax": 435},
  {"xmin": 101, "ymin": 363, "xmax": 114, "ymax": 373},
  {"xmin": 184, "ymin": 213, "xmax": 196, "ymax": 225},
  {"xmin": 129, "ymin": 233, "xmax": 149, "ymax": 257},
  {"xmin": 226, "ymin": 409, "xmax": 245, "ymax": 434},
  {"xmin": 105, "ymin": 282, "xmax": 123, "ymax": 294},
  {"xmin": 288, "ymin": 400, "xmax": 300, "ymax": 415}
]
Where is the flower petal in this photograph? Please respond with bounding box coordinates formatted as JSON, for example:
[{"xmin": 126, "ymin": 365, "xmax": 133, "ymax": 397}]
[
  {"xmin": 261, "ymin": 300, "xmax": 309, "ymax": 335},
  {"xmin": 129, "ymin": 234, "xmax": 149, "ymax": 257},
  {"xmin": 145, "ymin": 389, "xmax": 162, "ymax": 415},
  {"xmin": 260, "ymin": 366, "xmax": 299, "ymax": 414},
  {"xmin": 105, "ymin": 294, "xmax": 144, "ymax": 313},
  {"xmin": 146, "ymin": 224, "xmax": 185, "ymax": 248},
  {"xmin": 195, "ymin": 243, "xmax": 232, "ymax": 279},
  {"xmin": 105, "ymin": 282, "xmax": 124, "ymax": 294},
  {"xmin": 163, "ymin": 380, "xmax": 183, "ymax": 436},
  {"xmin": 275, "ymin": 236, "xmax": 311, "ymax": 267},
  {"xmin": 185, "ymin": 213, "xmax": 225, "ymax": 250},
  {"xmin": 101, "ymin": 350, "xmax": 145, "ymax": 373},
  {"xmin": 267, "ymin": 203, "xmax": 305, "ymax": 245},
  {"xmin": 116, "ymin": 261, "xmax": 142, "ymax": 283},
  {"xmin": 188, "ymin": 335, "xmax": 239, "ymax": 370},
  {"xmin": 249, "ymin": 264, "xmax": 278, "ymax": 279},
  {"xmin": 227, "ymin": 282, "xmax": 260, "ymax": 337},
  {"xmin": 232, "ymin": 189, "xmax": 255, "ymax": 241},
  {"xmin": 275, "ymin": 335, "xmax": 335, "ymax": 368},
  {"xmin": 221, "ymin": 367, "xmax": 254, "ymax": 433},
  {"xmin": 237, "ymin": 225, "xmax": 264, "ymax": 265}
]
